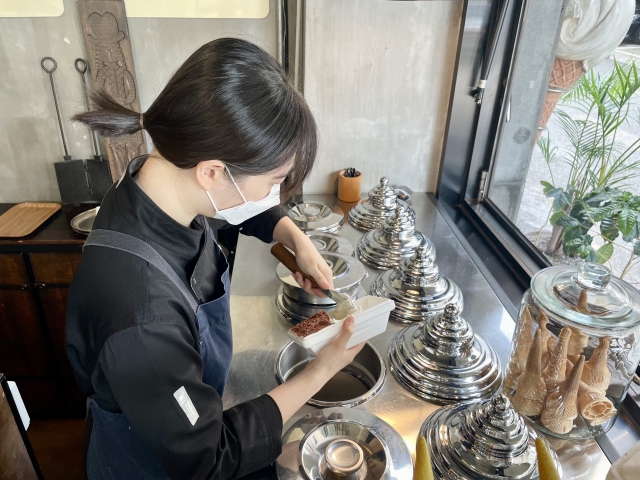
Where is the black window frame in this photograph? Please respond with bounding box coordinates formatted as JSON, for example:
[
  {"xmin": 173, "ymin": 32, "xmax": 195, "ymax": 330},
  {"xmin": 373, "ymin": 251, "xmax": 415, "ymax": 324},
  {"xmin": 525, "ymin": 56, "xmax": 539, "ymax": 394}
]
[{"xmin": 437, "ymin": 0, "xmax": 550, "ymax": 310}]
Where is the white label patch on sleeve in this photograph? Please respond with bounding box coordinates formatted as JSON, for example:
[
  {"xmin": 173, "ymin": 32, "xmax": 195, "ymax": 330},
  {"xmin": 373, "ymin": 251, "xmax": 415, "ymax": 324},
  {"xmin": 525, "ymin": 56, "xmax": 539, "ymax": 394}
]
[{"xmin": 174, "ymin": 386, "xmax": 199, "ymax": 426}]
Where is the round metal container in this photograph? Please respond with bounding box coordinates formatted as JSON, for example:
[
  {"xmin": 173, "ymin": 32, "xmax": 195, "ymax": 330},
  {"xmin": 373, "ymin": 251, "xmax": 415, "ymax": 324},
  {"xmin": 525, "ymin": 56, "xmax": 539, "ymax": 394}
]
[
  {"xmin": 307, "ymin": 233, "xmax": 354, "ymax": 256},
  {"xmin": 348, "ymin": 177, "xmax": 413, "ymax": 231},
  {"xmin": 287, "ymin": 201, "xmax": 345, "ymax": 233},
  {"xmin": 275, "ymin": 342, "xmax": 385, "ymax": 408},
  {"xmin": 276, "ymin": 285, "xmax": 366, "ymax": 324},
  {"xmin": 70, "ymin": 206, "xmax": 99, "ymax": 235},
  {"xmin": 356, "ymin": 206, "xmax": 424, "ymax": 270},
  {"xmin": 277, "ymin": 408, "xmax": 412, "ymax": 480},
  {"xmin": 389, "ymin": 304, "xmax": 502, "ymax": 404},
  {"xmin": 419, "ymin": 394, "xmax": 562, "ymax": 480},
  {"xmin": 277, "ymin": 251, "xmax": 366, "ymax": 306},
  {"xmin": 369, "ymin": 244, "xmax": 463, "ymax": 324}
]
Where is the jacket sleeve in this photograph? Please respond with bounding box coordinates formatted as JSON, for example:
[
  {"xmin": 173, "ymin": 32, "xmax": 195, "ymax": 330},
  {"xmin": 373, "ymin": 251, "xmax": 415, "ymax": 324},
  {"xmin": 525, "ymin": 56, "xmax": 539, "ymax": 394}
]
[
  {"xmin": 237, "ymin": 205, "xmax": 287, "ymax": 243},
  {"xmin": 97, "ymin": 318, "xmax": 282, "ymax": 480}
]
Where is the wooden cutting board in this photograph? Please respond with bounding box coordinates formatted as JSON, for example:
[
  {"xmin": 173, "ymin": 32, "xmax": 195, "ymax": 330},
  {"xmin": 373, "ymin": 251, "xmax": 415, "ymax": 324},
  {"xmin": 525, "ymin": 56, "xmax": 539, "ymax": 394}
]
[{"xmin": 0, "ymin": 203, "xmax": 61, "ymax": 238}]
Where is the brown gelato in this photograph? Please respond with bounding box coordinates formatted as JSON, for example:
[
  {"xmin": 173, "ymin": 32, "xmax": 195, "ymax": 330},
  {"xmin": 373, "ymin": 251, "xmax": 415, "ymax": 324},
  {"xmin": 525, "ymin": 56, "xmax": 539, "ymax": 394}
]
[{"xmin": 290, "ymin": 311, "xmax": 332, "ymax": 337}]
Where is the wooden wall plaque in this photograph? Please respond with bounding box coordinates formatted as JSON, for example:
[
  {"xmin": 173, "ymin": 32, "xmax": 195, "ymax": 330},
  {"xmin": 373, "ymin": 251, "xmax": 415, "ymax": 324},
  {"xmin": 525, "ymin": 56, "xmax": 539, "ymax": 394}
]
[{"xmin": 78, "ymin": 0, "xmax": 147, "ymax": 181}]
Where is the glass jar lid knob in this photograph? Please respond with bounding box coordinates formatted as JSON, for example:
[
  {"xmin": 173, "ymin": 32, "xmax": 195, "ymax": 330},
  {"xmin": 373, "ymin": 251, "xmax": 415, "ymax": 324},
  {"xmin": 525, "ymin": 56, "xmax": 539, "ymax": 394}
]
[{"xmin": 575, "ymin": 263, "xmax": 611, "ymax": 291}]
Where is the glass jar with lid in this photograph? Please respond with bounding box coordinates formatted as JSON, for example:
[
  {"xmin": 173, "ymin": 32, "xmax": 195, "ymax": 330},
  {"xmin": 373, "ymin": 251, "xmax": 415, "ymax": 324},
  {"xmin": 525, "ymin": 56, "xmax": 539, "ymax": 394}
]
[{"xmin": 504, "ymin": 262, "xmax": 640, "ymax": 439}]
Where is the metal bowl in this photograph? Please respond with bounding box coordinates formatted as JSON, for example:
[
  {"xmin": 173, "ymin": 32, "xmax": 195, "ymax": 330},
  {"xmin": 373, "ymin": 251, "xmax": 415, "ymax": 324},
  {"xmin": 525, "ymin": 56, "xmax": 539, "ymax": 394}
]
[
  {"xmin": 277, "ymin": 408, "xmax": 412, "ymax": 480},
  {"xmin": 276, "ymin": 285, "xmax": 366, "ymax": 324},
  {"xmin": 275, "ymin": 342, "xmax": 385, "ymax": 408},
  {"xmin": 70, "ymin": 206, "xmax": 99, "ymax": 235},
  {"xmin": 308, "ymin": 233, "xmax": 354, "ymax": 256},
  {"xmin": 288, "ymin": 201, "xmax": 345, "ymax": 233},
  {"xmin": 277, "ymin": 251, "xmax": 366, "ymax": 306}
]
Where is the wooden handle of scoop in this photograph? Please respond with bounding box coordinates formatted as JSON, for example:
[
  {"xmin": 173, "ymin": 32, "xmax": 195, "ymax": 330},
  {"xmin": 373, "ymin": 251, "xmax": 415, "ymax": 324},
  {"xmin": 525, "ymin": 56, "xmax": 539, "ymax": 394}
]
[{"xmin": 270, "ymin": 243, "xmax": 320, "ymax": 289}]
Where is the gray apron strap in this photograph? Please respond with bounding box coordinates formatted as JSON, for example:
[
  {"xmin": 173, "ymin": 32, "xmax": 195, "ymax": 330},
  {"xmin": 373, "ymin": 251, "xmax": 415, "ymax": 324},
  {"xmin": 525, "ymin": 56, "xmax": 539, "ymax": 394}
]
[{"xmin": 84, "ymin": 229, "xmax": 198, "ymax": 313}]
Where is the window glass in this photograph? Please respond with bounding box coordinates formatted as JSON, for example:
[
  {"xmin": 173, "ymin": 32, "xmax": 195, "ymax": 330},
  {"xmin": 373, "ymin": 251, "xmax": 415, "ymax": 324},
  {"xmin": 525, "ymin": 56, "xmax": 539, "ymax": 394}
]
[{"xmin": 487, "ymin": 0, "xmax": 640, "ymax": 287}]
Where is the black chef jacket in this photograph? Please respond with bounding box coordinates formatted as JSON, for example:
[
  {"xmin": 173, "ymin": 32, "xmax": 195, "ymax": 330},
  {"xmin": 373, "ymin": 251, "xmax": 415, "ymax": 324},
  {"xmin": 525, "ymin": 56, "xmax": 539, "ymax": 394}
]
[{"xmin": 66, "ymin": 156, "xmax": 286, "ymax": 480}]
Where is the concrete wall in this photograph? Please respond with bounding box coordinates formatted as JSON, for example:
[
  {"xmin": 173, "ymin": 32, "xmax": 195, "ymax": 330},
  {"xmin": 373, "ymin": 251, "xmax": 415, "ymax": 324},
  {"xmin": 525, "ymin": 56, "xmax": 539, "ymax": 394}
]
[
  {"xmin": 0, "ymin": 0, "xmax": 463, "ymax": 202},
  {"xmin": 303, "ymin": 0, "xmax": 463, "ymax": 194},
  {"xmin": 0, "ymin": 0, "xmax": 277, "ymax": 203}
]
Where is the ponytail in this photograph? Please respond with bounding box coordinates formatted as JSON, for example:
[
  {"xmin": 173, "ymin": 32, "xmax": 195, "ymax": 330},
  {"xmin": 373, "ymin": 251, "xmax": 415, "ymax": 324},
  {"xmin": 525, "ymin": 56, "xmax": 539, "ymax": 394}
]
[
  {"xmin": 72, "ymin": 90, "xmax": 143, "ymax": 137},
  {"xmin": 71, "ymin": 38, "xmax": 317, "ymax": 197}
]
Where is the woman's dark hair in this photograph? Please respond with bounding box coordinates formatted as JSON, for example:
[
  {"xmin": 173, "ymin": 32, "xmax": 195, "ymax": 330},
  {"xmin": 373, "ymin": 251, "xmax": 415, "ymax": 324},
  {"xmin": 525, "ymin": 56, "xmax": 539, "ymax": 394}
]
[{"xmin": 73, "ymin": 38, "xmax": 317, "ymax": 197}]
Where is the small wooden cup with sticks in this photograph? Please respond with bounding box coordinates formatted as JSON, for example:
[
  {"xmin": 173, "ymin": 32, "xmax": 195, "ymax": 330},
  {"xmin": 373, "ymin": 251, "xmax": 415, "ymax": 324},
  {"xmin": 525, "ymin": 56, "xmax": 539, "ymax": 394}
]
[{"xmin": 338, "ymin": 168, "xmax": 362, "ymax": 203}]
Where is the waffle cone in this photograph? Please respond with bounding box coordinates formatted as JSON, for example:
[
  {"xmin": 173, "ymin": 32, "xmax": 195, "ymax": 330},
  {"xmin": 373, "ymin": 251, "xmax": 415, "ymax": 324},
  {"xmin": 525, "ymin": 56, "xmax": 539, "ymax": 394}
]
[
  {"xmin": 504, "ymin": 304, "xmax": 534, "ymax": 392},
  {"xmin": 539, "ymin": 58, "xmax": 585, "ymax": 130},
  {"xmin": 578, "ymin": 386, "xmax": 616, "ymax": 426},
  {"xmin": 542, "ymin": 327, "xmax": 571, "ymax": 393},
  {"xmin": 541, "ymin": 356, "xmax": 585, "ymax": 434},
  {"xmin": 538, "ymin": 311, "xmax": 553, "ymax": 368},
  {"xmin": 581, "ymin": 336, "xmax": 611, "ymax": 394},
  {"xmin": 512, "ymin": 330, "xmax": 546, "ymax": 416},
  {"xmin": 567, "ymin": 326, "xmax": 588, "ymax": 358}
]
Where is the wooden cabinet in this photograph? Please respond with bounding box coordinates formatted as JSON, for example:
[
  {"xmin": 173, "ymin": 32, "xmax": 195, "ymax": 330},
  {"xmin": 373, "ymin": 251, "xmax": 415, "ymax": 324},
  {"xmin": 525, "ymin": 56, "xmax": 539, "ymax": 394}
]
[
  {"xmin": 0, "ymin": 289, "xmax": 50, "ymax": 377},
  {"xmin": 30, "ymin": 253, "xmax": 82, "ymax": 285},
  {"xmin": 38, "ymin": 288, "xmax": 73, "ymax": 376},
  {"xmin": 0, "ymin": 204, "xmax": 90, "ymax": 418},
  {"xmin": 0, "ymin": 254, "xmax": 29, "ymax": 286}
]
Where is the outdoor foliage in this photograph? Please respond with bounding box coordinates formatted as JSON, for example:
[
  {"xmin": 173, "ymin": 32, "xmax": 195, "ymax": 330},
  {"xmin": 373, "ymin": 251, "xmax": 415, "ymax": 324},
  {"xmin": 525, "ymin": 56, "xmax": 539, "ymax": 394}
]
[{"xmin": 539, "ymin": 59, "xmax": 640, "ymax": 278}]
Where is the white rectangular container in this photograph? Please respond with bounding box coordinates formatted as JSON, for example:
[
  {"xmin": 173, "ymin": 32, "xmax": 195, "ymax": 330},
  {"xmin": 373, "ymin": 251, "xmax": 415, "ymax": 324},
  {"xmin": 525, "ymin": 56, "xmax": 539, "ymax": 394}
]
[{"xmin": 288, "ymin": 296, "xmax": 395, "ymax": 354}]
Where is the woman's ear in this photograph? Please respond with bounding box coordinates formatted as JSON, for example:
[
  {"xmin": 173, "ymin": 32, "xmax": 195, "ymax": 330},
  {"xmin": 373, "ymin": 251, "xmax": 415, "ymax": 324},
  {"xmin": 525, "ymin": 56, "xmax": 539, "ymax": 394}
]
[{"xmin": 194, "ymin": 160, "xmax": 226, "ymax": 190}]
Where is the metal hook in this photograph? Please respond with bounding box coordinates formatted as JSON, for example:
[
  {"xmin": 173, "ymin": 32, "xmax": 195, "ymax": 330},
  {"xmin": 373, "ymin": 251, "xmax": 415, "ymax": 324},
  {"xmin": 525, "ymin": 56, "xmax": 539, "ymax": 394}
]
[
  {"xmin": 75, "ymin": 58, "xmax": 88, "ymax": 75},
  {"xmin": 41, "ymin": 57, "xmax": 57, "ymax": 74},
  {"xmin": 74, "ymin": 57, "xmax": 102, "ymax": 159},
  {"xmin": 41, "ymin": 56, "xmax": 69, "ymax": 158}
]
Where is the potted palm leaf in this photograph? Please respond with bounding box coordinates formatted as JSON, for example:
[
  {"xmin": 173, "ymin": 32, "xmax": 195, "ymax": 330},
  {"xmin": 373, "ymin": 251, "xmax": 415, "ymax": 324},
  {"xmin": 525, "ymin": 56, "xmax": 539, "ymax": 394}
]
[{"xmin": 538, "ymin": 59, "xmax": 640, "ymax": 280}]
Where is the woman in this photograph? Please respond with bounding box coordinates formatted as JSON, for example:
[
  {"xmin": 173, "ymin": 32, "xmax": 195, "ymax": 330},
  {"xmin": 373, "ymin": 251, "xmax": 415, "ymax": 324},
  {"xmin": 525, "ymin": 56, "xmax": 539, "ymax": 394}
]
[{"xmin": 66, "ymin": 38, "xmax": 364, "ymax": 480}]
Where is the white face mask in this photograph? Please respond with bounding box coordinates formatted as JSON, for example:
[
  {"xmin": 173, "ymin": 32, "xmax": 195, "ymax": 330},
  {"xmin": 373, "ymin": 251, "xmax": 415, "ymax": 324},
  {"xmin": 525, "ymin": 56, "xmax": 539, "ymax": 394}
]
[{"xmin": 206, "ymin": 168, "xmax": 281, "ymax": 225}]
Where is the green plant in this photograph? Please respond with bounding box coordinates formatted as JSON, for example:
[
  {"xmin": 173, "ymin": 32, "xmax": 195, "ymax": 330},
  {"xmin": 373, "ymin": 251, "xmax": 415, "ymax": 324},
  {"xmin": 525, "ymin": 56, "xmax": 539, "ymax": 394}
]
[
  {"xmin": 538, "ymin": 60, "xmax": 640, "ymax": 279},
  {"xmin": 557, "ymin": 61, "xmax": 640, "ymax": 196},
  {"xmin": 546, "ymin": 187, "xmax": 640, "ymax": 278}
]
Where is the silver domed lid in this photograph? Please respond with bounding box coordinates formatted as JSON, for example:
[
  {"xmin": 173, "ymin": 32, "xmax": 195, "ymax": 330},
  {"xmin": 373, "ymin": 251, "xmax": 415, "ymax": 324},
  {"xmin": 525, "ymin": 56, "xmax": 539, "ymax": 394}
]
[
  {"xmin": 419, "ymin": 394, "xmax": 562, "ymax": 480},
  {"xmin": 277, "ymin": 408, "xmax": 413, "ymax": 480},
  {"xmin": 356, "ymin": 206, "xmax": 424, "ymax": 269},
  {"xmin": 389, "ymin": 304, "xmax": 502, "ymax": 404},
  {"xmin": 369, "ymin": 244, "xmax": 463, "ymax": 323},
  {"xmin": 348, "ymin": 177, "xmax": 413, "ymax": 231},
  {"xmin": 287, "ymin": 201, "xmax": 344, "ymax": 233}
]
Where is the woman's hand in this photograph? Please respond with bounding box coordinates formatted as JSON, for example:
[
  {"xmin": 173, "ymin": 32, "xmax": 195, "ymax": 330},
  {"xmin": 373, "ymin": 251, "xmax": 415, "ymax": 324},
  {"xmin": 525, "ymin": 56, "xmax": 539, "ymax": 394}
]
[
  {"xmin": 308, "ymin": 317, "xmax": 364, "ymax": 377},
  {"xmin": 267, "ymin": 317, "xmax": 365, "ymax": 424},
  {"xmin": 273, "ymin": 216, "xmax": 334, "ymax": 296},
  {"xmin": 291, "ymin": 236, "xmax": 334, "ymax": 296}
]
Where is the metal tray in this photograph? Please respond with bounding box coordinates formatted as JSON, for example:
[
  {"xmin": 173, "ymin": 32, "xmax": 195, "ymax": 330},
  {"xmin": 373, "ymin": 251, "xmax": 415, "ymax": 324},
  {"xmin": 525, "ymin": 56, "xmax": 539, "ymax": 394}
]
[{"xmin": 70, "ymin": 207, "xmax": 99, "ymax": 235}]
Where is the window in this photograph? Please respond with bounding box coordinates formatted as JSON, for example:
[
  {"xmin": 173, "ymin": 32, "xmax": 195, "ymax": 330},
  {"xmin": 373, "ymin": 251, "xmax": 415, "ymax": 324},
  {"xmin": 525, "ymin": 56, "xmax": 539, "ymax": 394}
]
[
  {"xmin": 437, "ymin": 0, "xmax": 640, "ymax": 461},
  {"xmin": 486, "ymin": 0, "xmax": 640, "ymax": 288}
]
